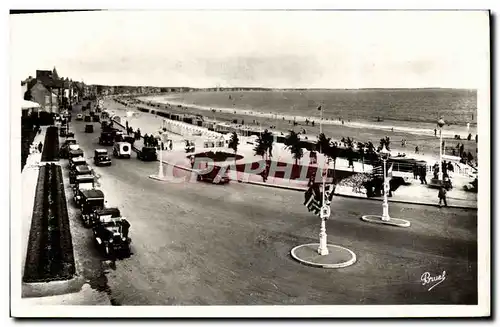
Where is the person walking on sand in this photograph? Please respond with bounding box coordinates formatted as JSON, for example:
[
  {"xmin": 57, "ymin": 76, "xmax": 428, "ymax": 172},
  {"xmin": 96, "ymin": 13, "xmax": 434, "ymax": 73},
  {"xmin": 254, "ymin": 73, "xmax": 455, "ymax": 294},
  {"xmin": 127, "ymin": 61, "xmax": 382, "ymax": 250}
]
[
  {"xmin": 415, "ymin": 146, "xmax": 419, "ymax": 154},
  {"xmin": 438, "ymin": 186, "xmax": 448, "ymax": 207}
]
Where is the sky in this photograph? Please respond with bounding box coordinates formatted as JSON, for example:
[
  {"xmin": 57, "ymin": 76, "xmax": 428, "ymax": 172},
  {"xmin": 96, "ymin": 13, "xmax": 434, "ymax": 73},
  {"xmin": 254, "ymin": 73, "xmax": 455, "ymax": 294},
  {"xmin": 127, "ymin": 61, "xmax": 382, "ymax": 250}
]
[{"xmin": 10, "ymin": 10, "xmax": 489, "ymax": 89}]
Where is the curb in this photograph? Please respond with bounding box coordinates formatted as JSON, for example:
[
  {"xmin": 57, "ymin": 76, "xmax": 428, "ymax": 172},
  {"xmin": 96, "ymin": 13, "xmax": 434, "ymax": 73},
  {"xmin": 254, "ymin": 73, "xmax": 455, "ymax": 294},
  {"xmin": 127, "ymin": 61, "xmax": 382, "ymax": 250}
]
[
  {"xmin": 334, "ymin": 192, "xmax": 477, "ymax": 210},
  {"xmin": 111, "ymin": 118, "xmax": 477, "ymax": 210}
]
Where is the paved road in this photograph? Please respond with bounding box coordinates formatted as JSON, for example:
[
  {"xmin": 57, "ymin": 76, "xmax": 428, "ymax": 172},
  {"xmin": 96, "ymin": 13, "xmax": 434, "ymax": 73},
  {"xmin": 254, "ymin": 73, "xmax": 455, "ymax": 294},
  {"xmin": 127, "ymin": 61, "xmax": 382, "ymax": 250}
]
[{"xmin": 68, "ymin": 101, "xmax": 477, "ymax": 305}]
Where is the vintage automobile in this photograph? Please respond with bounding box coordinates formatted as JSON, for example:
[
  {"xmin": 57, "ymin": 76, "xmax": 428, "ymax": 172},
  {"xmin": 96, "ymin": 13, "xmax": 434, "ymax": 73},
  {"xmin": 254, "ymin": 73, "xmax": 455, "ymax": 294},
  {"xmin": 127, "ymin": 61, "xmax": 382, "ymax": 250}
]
[
  {"xmin": 84, "ymin": 115, "xmax": 92, "ymax": 122},
  {"xmin": 59, "ymin": 127, "xmax": 68, "ymax": 137},
  {"xmin": 69, "ymin": 156, "xmax": 87, "ymax": 172},
  {"xmin": 92, "ymin": 208, "xmax": 131, "ymax": 257},
  {"xmin": 79, "ymin": 189, "xmax": 106, "ymax": 227},
  {"xmin": 196, "ymin": 164, "xmax": 230, "ymax": 184},
  {"xmin": 76, "ymin": 114, "xmax": 83, "ymax": 121},
  {"xmin": 123, "ymin": 135, "xmax": 135, "ymax": 145},
  {"xmin": 68, "ymin": 148, "xmax": 84, "ymax": 160},
  {"xmin": 99, "ymin": 131, "xmax": 115, "ymax": 145},
  {"xmin": 92, "ymin": 115, "xmax": 101, "ymax": 123},
  {"xmin": 69, "ymin": 164, "xmax": 92, "ymax": 184},
  {"xmin": 94, "ymin": 149, "xmax": 112, "ymax": 166},
  {"xmin": 85, "ymin": 124, "xmax": 94, "ymax": 133},
  {"xmin": 59, "ymin": 139, "xmax": 78, "ymax": 158},
  {"xmin": 114, "ymin": 131, "xmax": 125, "ymax": 143},
  {"xmin": 73, "ymin": 175, "xmax": 97, "ymax": 205},
  {"xmin": 113, "ymin": 142, "xmax": 131, "ymax": 158},
  {"xmin": 137, "ymin": 146, "xmax": 157, "ymax": 161}
]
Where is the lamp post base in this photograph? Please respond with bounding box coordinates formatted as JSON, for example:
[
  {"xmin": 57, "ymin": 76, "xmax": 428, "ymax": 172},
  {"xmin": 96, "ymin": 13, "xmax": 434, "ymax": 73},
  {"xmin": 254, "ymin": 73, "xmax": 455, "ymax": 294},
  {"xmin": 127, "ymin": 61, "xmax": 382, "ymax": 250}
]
[
  {"xmin": 361, "ymin": 215, "xmax": 411, "ymax": 227},
  {"xmin": 149, "ymin": 174, "xmax": 167, "ymax": 181},
  {"xmin": 291, "ymin": 243, "xmax": 356, "ymax": 269}
]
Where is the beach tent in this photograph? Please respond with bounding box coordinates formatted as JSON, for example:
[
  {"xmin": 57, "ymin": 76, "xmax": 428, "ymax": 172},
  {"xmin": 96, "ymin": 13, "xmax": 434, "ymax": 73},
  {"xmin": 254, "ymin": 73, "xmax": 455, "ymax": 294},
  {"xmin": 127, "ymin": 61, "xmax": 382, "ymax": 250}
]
[
  {"xmin": 21, "ymin": 100, "xmax": 40, "ymax": 110},
  {"xmin": 21, "ymin": 99, "xmax": 41, "ymax": 117}
]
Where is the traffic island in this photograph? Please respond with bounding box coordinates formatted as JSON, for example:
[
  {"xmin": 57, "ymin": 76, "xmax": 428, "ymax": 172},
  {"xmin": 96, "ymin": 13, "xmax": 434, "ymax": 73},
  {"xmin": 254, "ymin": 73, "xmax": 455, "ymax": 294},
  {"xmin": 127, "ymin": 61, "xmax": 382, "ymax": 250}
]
[
  {"xmin": 291, "ymin": 243, "xmax": 357, "ymax": 269},
  {"xmin": 361, "ymin": 214, "xmax": 411, "ymax": 227}
]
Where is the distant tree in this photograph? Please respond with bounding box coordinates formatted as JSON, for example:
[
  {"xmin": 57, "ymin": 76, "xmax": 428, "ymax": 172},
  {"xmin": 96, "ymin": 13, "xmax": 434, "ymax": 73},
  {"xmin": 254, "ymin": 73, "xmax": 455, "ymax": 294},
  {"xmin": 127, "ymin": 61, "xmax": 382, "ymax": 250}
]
[
  {"xmin": 284, "ymin": 130, "xmax": 303, "ymax": 165},
  {"xmin": 326, "ymin": 142, "xmax": 339, "ymax": 181},
  {"xmin": 228, "ymin": 132, "xmax": 239, "ymax": 159},
  {"xmin": 253, "ymin": 136, "xmax": 267, "ymax": 159},
  {"xmin": 378, "ymin": 136, "xmax": 391, "ymax": 151},
  {"xmin": 316, "ymin": 133, "xmax": 331, "ymax": 155},
  {"xmin": 357, "ymin": 142, "xmax": 365, "ymax": 171}
]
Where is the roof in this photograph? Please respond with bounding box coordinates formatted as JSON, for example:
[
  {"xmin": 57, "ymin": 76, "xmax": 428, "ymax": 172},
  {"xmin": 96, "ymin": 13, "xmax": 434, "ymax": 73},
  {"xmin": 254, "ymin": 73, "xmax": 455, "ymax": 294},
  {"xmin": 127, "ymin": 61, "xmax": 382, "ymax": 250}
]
[
  {"xmin": 75, "ymin": 165, "xmax": 92, "ymax": 173},
  {"xmin": 71, "ymin": 157, "xmax": 86, "ymax": 163},
  {"xmin": 76, "ymin": 174, "xmax": 95, "ymax": 182},
  {"xmin": 81, "ymin": 189, "xmax": 105, "ymax": 199},
  {"xmin": 96, "ymin": 207, "xmax": 121, "ymax": 218},
  {"xmin": 95, "ymin": 149, "xmax": 108, "ymax": 153}
]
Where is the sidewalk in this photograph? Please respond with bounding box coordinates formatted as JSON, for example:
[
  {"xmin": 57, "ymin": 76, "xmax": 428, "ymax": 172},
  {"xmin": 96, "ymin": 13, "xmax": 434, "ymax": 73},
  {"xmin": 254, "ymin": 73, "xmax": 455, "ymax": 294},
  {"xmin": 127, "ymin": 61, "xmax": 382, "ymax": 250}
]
[
  {"xmin": 21, "ymin": 126, "xmax": 48, "ymax": 278},
  {"xmin": 335, "ymin": 179, "xmax": 477, "ymax": 209}
]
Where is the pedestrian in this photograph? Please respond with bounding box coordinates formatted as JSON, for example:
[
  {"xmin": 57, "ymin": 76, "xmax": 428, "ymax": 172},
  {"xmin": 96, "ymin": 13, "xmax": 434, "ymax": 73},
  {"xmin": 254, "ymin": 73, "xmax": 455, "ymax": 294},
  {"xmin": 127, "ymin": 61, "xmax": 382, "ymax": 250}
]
[
  {"xmin": 169, "ymin": 140, "xmax": 173, "ymax": 151},
  {"xmin": 434, "ymin": 128, "xmax": 437, "ymax": 137},
  {"xmin": 415, "ymin": 146, "xmax": 419, "ymax": 154},
  {"xmin": 37, "ymin": 141, "xmax": 43, "ymax": 153},
  {"xmin": 413, "ymin": 163, "xmax": 418, "ymax": 179},
  {"xmin": 438, "ymin": 186, "xmax": 448, "ymax": 207},
  {"xmin": 420, "ymin": 166, "xmax": 427, "ymax": 184}
]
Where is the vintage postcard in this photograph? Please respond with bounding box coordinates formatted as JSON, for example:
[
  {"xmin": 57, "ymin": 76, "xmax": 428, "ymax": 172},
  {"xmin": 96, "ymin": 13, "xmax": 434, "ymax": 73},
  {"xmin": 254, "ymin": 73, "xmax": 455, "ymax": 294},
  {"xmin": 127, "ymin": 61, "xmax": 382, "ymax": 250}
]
[{"xmin": 10, "ymin": 9, "xmax": 490, "ymax": 318}]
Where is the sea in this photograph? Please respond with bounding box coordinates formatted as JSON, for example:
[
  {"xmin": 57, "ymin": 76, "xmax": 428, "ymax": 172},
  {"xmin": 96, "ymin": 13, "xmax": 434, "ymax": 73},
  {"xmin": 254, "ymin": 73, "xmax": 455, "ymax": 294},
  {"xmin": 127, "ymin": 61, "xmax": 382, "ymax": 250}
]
[{"xmin": 141, "ymin": 89, "xmax": 478, "ymax": 137}]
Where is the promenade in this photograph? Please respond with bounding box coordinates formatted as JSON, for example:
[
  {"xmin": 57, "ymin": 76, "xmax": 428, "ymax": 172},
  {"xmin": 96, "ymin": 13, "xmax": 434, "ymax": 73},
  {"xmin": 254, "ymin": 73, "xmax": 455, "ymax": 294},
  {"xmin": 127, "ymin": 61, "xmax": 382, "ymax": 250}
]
[{"xmin": 105, "ymin": 98, "xmax": 477, "ymax": 209}]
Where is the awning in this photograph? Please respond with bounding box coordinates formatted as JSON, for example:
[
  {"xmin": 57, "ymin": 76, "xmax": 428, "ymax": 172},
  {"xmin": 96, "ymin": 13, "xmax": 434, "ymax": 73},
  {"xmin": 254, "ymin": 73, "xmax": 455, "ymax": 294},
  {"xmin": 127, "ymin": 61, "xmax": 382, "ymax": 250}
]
[{"xmin": 21, "ymin": 100, "xmax": 40, "ymax": 110}]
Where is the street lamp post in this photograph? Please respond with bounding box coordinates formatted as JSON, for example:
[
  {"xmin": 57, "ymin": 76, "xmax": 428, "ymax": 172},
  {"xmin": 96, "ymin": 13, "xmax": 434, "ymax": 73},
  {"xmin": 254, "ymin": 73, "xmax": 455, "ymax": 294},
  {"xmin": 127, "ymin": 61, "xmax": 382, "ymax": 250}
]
[
  {"xmin": 360, "ymin": 144, "xmax": 410, "ymax": 227},
  {"xmin": 380, "ymin": 145, "xmax": 391, "ymax": 221},
  {"xmin": 437, "ymin": 118, "xmax": 445, "ymax": 181}
]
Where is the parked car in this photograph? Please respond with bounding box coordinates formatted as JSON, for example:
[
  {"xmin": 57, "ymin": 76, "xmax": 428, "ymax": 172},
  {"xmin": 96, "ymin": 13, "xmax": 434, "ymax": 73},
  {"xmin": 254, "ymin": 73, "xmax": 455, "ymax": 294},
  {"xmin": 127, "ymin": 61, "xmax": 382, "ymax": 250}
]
[
  {"xmin": 92, "ymin": 207, "xmax": 131, "ymax": 257},
  {"xmin": 94, "ymin": 149, "xmax": 112, "ymax": 166},
  {"xmin": 99, "ymin": 131, "xmax": 115, "ymax": 145},
  {"xmin": 68, "ymin": 148, "xmax": 84, "ymax": 160},
  {"xmin": 60, "ymin": 139, "xmax": 78, "ymax": 158},
  {"xmin": 137, "ymin": 146, "xmax": 157, "ymax": 161},
  {"xmin": 84, "ymin": 115, "xmax": 92, "ymax": 122},
  {"xmin": 196, "ymin": 164, "xmax": 230, "ymax": 184},
  {"xmin": 76, "ymin": 114, "xmax": 83, "ymax": 121},
  {"xmin": 69, "ymin": 156, "xmax": 87, "ymax": 172},
  {"xmin": 85, "ymin": 124, "xmax": 94, "ymax": 133},
  {"xmin": 79, "ymin": 189, "xmax": 105, "ymax": 227},
  {"xmin": 92, "ymin": 115, "xmax": 101, "ymax": 123},
  {"xmin": 73, "ymin": 175, "xmax": 97, "ymax": 205},
  {"xmin": 70, "ymin": 164, "xmax": 92, "ymax": 184},
  {"xmin": 113, "ymin": 142, "xmax": 131, "ymax": 158}
]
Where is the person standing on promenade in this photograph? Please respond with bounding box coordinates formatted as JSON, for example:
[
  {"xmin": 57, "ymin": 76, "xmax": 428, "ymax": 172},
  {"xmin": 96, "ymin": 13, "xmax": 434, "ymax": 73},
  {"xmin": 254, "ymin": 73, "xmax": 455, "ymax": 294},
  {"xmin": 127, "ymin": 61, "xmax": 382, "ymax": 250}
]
[
  {"xmin": 413, "ymin": 163, "xmax": 418, "ymax": 180},
  {"xmin": 438, "ymin": 186, "xmax": 448, "ymax": 207},
  {"xmin": 37, "ymin": 142, "xmax": 43, "ymax": 153},
  {"xmin": 434, "ymin": 128, "xmax": 437, "ymax": 137},
  {"xmin": 419, "ymin": 166, "xmax": 427, "ymax": 184},
  {"xmin": 169, "ymin": 140, "xmax": 173, "ymax": 151}
]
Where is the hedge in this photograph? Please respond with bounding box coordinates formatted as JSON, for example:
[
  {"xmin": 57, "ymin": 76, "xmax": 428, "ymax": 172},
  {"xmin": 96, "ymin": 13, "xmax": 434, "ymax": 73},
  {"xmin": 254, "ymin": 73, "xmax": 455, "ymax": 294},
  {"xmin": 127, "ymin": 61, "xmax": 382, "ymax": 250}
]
[
  {"xmin": 40, "ymin": 126, "xmax": 60, "ymax": 162},
  {"xmin": 22, "ymin": 164, "xmax": 75, "ymax": 283}
]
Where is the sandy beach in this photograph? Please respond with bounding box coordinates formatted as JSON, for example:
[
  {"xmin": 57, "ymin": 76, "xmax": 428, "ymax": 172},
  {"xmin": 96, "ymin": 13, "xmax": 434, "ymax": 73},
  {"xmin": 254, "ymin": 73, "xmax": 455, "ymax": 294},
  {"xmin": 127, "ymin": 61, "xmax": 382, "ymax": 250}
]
[
  {"xmin": 139, "ymin": 95, "xmax": 478, "ymax": 140},
  {"xmin": 127, "ymin": 95, "xmax": 478, "ymax": 164}
]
